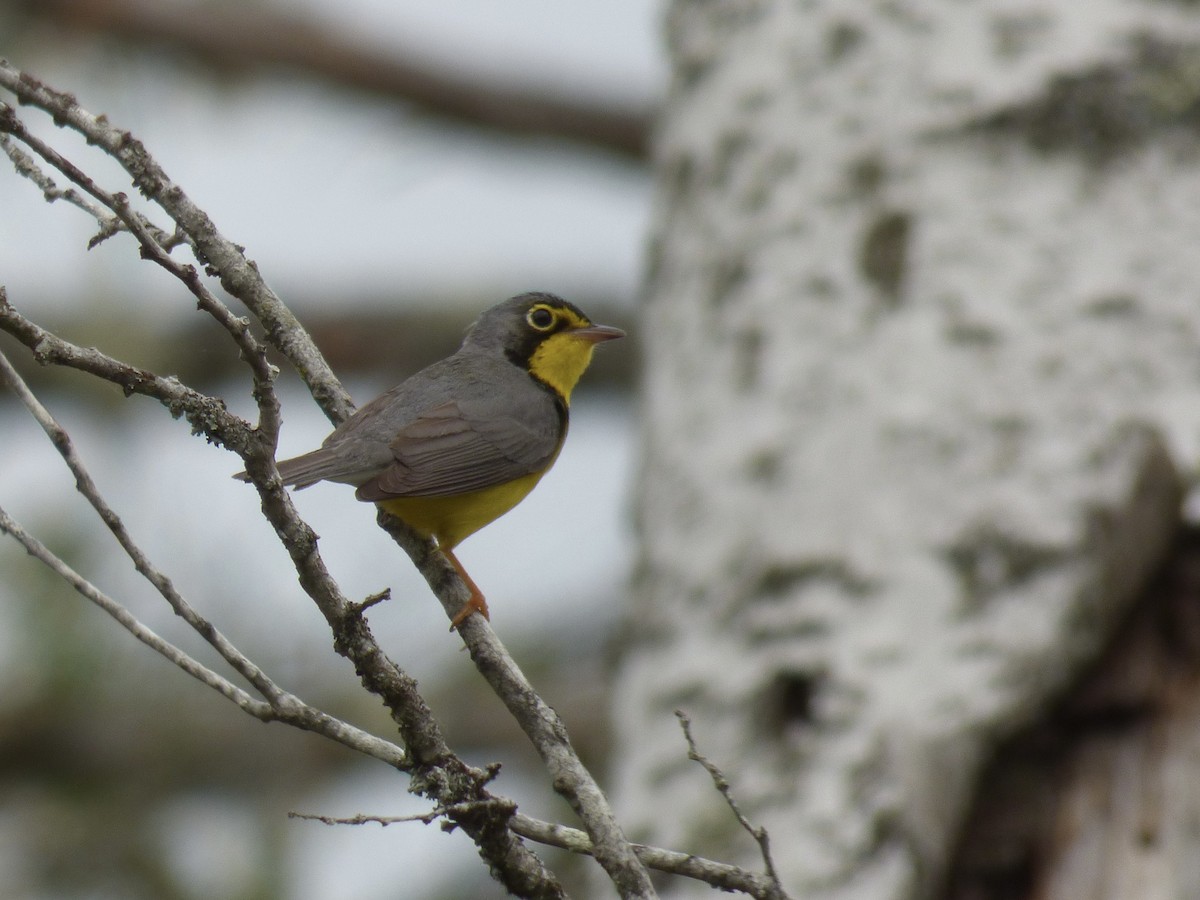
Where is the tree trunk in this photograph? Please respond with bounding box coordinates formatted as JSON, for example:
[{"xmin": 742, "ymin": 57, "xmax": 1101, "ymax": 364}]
[
  {"xmin": 612, "ymin": 3, "xmax": 1200, "ymax": 897},
  {"xmin": 946, "ymin": 527, "xmax": 1200, "ymax": 900}
]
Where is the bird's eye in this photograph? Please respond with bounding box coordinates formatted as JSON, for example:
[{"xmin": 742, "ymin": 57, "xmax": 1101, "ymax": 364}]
[{"xmin": 527, "ymin": 307, "xmax": 556, "ymax": 330}]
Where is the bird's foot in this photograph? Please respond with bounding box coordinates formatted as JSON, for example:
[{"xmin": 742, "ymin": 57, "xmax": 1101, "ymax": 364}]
[{"xmin": 449, "ymin": 592, "xmax": 490, "ymax": 630}]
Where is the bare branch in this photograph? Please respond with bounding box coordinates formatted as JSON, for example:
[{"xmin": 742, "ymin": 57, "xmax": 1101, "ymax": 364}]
[
  {"xmin": 0, "ymin": 100, "xmax": 282, "ymax": 448},
  {"xmin": 0, "ymin": 58, "xmax": 353, "ymax": 424},
  {"xmin": 211, "ymin": 434, "xmax": 570, "ymax": 896},
  {"xmin": 0, "ymin": 501, "xmax": 270, "ymax": 715},
  {"xmin": 290, "ymin": 811, "xmax": 440, "ymax": 827},
  {"xmin": 0, "ymin": 347, "xmax": 275, "ymax": 693},
  {"xmin": 0, "ymin": 499, "xmax": 413, "ymax": 769},
  {"xmin": 675, "ymin": 710, "xmax": 789, "ymax": 900},
  {"xmin": 510, "ymin": 813, "xmax": 783, "ymax": 899},
  {"xmin": 377, "ymin": 511, "xmax": 658, "ymax": 898},
  {"xmin": 292, "ymin": 794, "xmax": 784, "ymax": 897},
  {"xmin": 0, "ymin": 131, "xmax": 125, "ymax": 238},
  {"xmin": 0, "ymin": 347, "xmax": 412, "ymax": 770},
  {"xmin": 355, "ymin": 587, "xmax": 393, "ymax": 613},
  {"xmin": 0, "ymin": 288, "xmax": 251, "ymax": 451},
  {"xmin": 291, "ymin": 796, "xmax": 517, "ymax": 828}
]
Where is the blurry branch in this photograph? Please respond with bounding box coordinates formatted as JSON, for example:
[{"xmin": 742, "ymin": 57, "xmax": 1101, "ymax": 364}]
[{"xmin": 33, "ymin": 0, "xmax": 652, "ymax": 160}]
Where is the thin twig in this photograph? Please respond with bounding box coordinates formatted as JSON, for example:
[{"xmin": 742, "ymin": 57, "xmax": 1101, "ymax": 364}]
[
  {"xmin": 0, "ymin": 103, "xmax": 282, "ymax": 448},
  {"xmin": 0, "ymin": 130, "xmax": 125, "ymax": 239},
  {"xmin": 0, "ymin": 501, "xmax": 269, "ymax": 714},
  {"xmin": 0, "ymin": 347, "xmax": 278, "ymax": 697},
  {"xmin": 356, "ymin": 587, "xmax": 392, "ymax": 612},
  {"xmin": 288, "ymin": 797, "xmax": 780, "ymax": 898},
  {"xmin": 0, "ymin": 288, "xmax": 252, "ymax": 452},
  {"xmin": 0, "ymin": 57, "xmax": 354, "ymax": 424},
  {"xmin": 510, "ymin": 813, "xmax": 782, "ymax": 898},
  {"xmin": 291, "ymin": 811, "xmax": 441, "ymax": 827},
  {"xmin": 0, "ymin": 501, "xmax": 410, "ymax": 768},
  {"xmin": 675, "ymin": 710, "xmax": 789, "ymax": 899},
  {"xmin": 290, "ymin": 796, "xmax": 517, "ymax": 828}
]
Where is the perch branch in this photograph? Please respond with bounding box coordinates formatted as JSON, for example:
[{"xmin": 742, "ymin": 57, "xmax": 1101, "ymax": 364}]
[{"xmin": 377, "ymin": 511, "xmax": 658, "ymax": 898}]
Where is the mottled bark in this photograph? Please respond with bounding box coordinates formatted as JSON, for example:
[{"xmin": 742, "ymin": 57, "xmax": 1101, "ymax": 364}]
[{"xmin": 616, "ymin": 3, "xmax": 1200, "ymax": 897}]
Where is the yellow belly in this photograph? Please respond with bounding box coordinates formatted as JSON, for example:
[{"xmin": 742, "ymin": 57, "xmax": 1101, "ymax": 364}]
[{"xmin": 376, "ymin": 469, "xmax": 547, "ymax": 550}]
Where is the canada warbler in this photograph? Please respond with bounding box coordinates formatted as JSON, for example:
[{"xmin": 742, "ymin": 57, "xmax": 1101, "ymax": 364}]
[{"xmin": 244, "ymin": 292, "xmax": 624, "ymax": 627}]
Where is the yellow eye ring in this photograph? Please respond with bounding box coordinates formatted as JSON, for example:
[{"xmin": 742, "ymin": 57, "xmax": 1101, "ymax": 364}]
[{"xmin": 526, "ymin": 306, "xmax": 556, "ymax": 330}]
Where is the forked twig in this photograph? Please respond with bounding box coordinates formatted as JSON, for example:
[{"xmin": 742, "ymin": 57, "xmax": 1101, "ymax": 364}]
[
  {"xmin": 676, "ymin": 710, "xmax": 790, "ymax": 900},
  {"xmin": 0, "ymin": 348, "xmax": 408, "ymax": 770},
  {"xmin": 0, "ymin": 347, "xmax": 274, "ymax": 696},
  {"xmin": 0, "ymin": 131, "xmax": 125, "ymax": 240}
]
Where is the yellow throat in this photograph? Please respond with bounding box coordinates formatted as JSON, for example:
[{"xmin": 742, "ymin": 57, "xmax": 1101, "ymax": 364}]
[{"xmin": 526, "ymin": 329, "xmax": 599, "ymax": 403}]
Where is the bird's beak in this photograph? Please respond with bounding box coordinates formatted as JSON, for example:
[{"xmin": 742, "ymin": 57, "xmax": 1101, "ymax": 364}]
[{"xmin": 569, "ymin": 323, "xmax": 626, "ymax": 344}]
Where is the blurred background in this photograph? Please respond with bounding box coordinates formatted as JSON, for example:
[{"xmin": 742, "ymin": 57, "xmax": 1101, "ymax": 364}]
[{"xmin": 0, "ymin": 1, "xmax": 663, "ymax": 897}]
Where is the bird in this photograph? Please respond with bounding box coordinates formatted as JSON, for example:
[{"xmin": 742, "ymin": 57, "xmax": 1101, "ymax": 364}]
[{"xmin": 241, "ymin": 292, "xmax": 624, "ymax": 628}]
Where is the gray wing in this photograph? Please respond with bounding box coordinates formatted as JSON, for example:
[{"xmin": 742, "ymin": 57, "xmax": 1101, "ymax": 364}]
[
  {"xmin": 267, "ymin": 353, "xmax": 563, "ymax": 495},
  {"xmin": 271, "ymin": 368, "xmax": 457, "ymax": 489},
  {"xmin": 355, "ymin": 392, "xmax": 564, "ymax": 500}
]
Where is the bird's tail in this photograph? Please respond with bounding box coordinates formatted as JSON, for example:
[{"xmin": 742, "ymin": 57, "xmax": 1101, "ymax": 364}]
[{"xmin": 232, "ymin": 447, "xmax": 342, "ymax": 489}]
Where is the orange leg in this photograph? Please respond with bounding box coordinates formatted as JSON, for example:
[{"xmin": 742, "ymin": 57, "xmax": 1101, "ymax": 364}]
[{"xmin": 442, "ymin": 545, "xmax": 490, "ymax": 628}]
